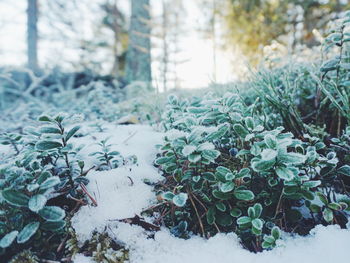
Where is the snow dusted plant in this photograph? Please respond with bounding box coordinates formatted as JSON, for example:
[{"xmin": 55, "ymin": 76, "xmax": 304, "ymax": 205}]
[
  {"xmin": 152, "ymin": 93, "xmax": 350, "ymax": 252},
  {"xmin": 90, "ymin": 138, "xmax": 138, "ymax": 171},
  {"xmin": 0, "ymin": 114, "xmax": 91, "ymax": 258}
]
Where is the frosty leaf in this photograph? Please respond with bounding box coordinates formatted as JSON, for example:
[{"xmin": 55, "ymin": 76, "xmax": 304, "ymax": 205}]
[
  {"xmin": 182, "ymin": 145, "xmax": 197, "ymax": 157},
  {"xmin": 17, "ymin": 222, "xmax": 40, "ymax": 244},
  {"xmin": 234, "ymin": 190, "xmax": 254, "ymax": 201},
  {"xmin": 35, "ymin": 140, "xmax": 62, "ymax": 151},
  {"xmin": 264, "ymin": 134, "xmax": 277, "ymax": 148},
  {"xmin": 261, "ymin": 149, "xmax": 278, "ymax": 161},
  {"xmin": 252, "ymin": 218, "xmax": 263, "ymax": 230},
  {"xmin": 66, "ymin": 126, "xmax": 81, "ymax": 141},
  {"xmin": 202, "ymin": 149, "xmax": 220, "ymax": 162},
  {"xmin": 338, "ymin": 165, "xmax": 350, "ymax": 176},
  {"xmin": 188, "ymin": 153, "xmax": 201, "ymax": 163},
  {"xmin": 219, "ymin": 182, "xmax": 234, "ymax": 193},
  {"xmin": 237, "ymin": 216, "xmax": 251, "ymax": 225},
  {"xmin": 279, "ymin": 152, "xmax": 306, "ymax": 165},
  {"xmin": 276, "ymin": 167, "xmax": 295, "ymax": 181},
  {"xmin": 39, "ymin": 206, "xmax": 65, "ymax": 221},
  {"xmin": 2, "ymin": 189, "xmax": 29, "ymax": 207},
  {"xmin": 172, "ymin": 193, "xmax": 188, "ymax": 207},
  {"xmin": 29, "ymin": 194, "xmax": 47, "ymax": 213},
  {"xmin": 39, "ymin": 177, "xmax": 60, "ymax": 190},
  {"xmin": 233, "ymin": 124, "xmax": 249, "ymax": 138},
  {"xmin": 0, "ymin": 231, "xmax": 18, "ymax": 248},
  {"xmin": 322, "ymin": 208, "xmax": 333, "ymax": 222}
]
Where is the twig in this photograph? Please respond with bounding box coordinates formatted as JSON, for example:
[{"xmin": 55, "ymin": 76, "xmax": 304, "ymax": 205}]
[
  {"xmin": 187, "ymin": 189, "xmax": 205, "ymax": 237},
  {"xmin": 80, "ymin": 183, "xmax": 98, "ymax": 206},
  {"xmin": 122, "ymin": 131, "xmax": 138, "ymax": 144}
]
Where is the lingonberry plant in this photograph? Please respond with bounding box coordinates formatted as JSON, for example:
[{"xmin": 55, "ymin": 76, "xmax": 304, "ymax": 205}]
[{"xmin": 151, "ymin": 92, "xmax": 350, "ymax": 252}]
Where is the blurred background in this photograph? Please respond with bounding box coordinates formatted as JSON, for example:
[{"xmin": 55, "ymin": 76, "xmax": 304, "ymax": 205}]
[{"xmin": 0, "ymin": 0, "xmax": 349, "ymax": 92}]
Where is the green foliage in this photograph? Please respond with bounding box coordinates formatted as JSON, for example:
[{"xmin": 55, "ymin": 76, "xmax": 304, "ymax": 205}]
[
  {"xmin": 0, "ymin": 114, "xmax": 90, "ymax": 258},
  {"xmin": 9, "ymin": 250, "xmax": 39, "ymax": 263},
  {"xmin": 85, "ymin": 232, "xmax": 129, "ymax": 263},
  {"xmin": 90, "ymin": 138, "xmax": 137, "ymax": 170},
  {"xmin": 152, "ymin": 91, "xmax": 350, "ymax": 252}
]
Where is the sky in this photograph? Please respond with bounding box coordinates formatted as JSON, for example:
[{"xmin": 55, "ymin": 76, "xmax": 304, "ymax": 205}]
[{"xmin": 0, "ymin": 0, "xmax": 236, "ymax": 89}]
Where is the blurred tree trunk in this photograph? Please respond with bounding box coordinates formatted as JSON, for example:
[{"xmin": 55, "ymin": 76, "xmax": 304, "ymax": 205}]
[
  {"xmin": 125, "ymin": 0, "xmax": 152, "ymax": 85},
  {"xmin": 27, "ymin": 0, "xmax": 39, "ymax": 73}
]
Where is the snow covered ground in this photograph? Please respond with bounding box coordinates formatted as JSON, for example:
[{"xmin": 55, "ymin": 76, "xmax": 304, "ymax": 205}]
[{"xmin": 72, "ymin": 124, "xmax": 350, "ymax": 263}]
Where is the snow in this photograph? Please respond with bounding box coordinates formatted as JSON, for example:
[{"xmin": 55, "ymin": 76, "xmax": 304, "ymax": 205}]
[
  {"xmin": 71, "ymin": 124, "xmax": 163, "ymax": 241},
  {"xmin": 108, "ymin": 223, "xmax": 350, "ymax": 263},
  {"xmin": 72, "ymin": 123, "xmax": 350, "ymax": 263}
]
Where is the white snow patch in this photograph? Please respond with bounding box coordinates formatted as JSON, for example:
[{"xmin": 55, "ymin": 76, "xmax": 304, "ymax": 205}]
[
  {"xmin": 108, "ymin": 223, "xmax": 350, "ymax": 263},
  {"xmin": 73, "ymin": 254, "xmax": 94, "ymax": 263},
  {"xmin": 72, "ymin": 124, "xmax": 163, "ymax": 241}
]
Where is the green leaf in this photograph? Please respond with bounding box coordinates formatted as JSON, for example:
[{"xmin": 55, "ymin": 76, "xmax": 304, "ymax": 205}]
[
  {"xmin": 66, "ymin": 126, "xmax": 80, "ymax": 141},
  {"xmin": 303, "ymin": 180, "xmax": 321, "ymax": 188},
  {"xmin": 225, "ymin": 172, "xmax": 235, "ymax": 181},
  {"xmin": 206, "ymin": 207, "xmax": 216, "ymax": 225},
  {"xmin": 162, "ymin": 191, "xmax": 175, "ymax": 201},
  {"xmin": 320, "ymin": 58, "xmax": 339, "ymax": 72},
  {"xmin": 323, "ymin": 208, "xmax": 334, "ymax": 223},
  {"xmin": 301, "ymin": 189, "xmax": 315, "ymax": 200},
  {"xmin": 251, "ymin": 159, "xmax": 275, "ymax": 172},
  {"xmin": 215, "ymin": 166, "xmax": 232, "ymax": 181},
  {"xmin": 41, "ymin": 220, "xmax": 66, "ymax": 231},
  {"xmin": 219, "ymin": 182, "xmax": 234, "ymax": 193},
  {"xmin": 261, "ymin": 149, "xmax": 278, "ymax": 161},
  {"xmin": 182, "ymin": 145, "xmax": 197, "ymax": 157},
  {"xmin": 1, "ymin": 189, "xmax": 29, "ymax": 207},
  {"xmin": 215, "ymin": 202, "xmax": 226, "ymax": 212},
  {"xmin": 271, "ymin": 226, "xmax": 281, "ymax": 240},
  {"xmin": 328, "ymin": 202, "xmax": 342, "ymax": 211},
  {"xmin": 276, "ymin": 166, "xmax": 295, "ymax": 181},
  {"xmin": 234, "ymin": 190, "xmax": 254, "ymax": 201},
  {"xmin": 0, "ymin": 231, "xmax": 18, "ymax": 248},
  {"xmin": 155, "ymin": 157, "xmax": 170, "ymax": 165},
  {"xmin": 309, "ymin": 204, "xmax": 321, "ymax": 213},
  {"xmin": 237, "ymin": 168, "xmax": 250, "ymax": 179},
  {"xmin": 40, "ymin": 126, "xmax": 61, "ymax": 134},
  {"xmin": 317, "ymin": 192, "xmax": 328, "ymax": 205},
  {"xmin": 338, "ymin": 165, "xmax": 350, "ymax": 176},
  {"xmin": 39, "ymin": 206, "xmax": 65, "ymax": 221},
  {"xmin": 202, "ymin": 172, "xmax": 215, "ymax": 182},
  {"xmin": 187, "ymin": 107, "xmax": 208, "ymax": 114},
  {"xmin": 264, "ymin": 134, "xmax": 277, "ymax": 148},
  {"xmin": 230, "ymin": 208, "xmax": 242, "ymax": 217},
  {"xmin": 29, "ymin": 194, "xmax": 47, "ymax": 213},
  {"xmin": 172, "ymin": 193, "xmax": 188, "ymax": 207},
  {"xmin": 252, "ymin": 218, "xmax": 263, "ymax": 230},
  {"xmin": 253, "ymin": 203, "xmax": 263, "ymax": 218},
  {"xmin": 35, "ymin": 141, "xmax": 62, "ymax": 151},
  {"xmin": 38, "ymin": 116, "xmax": 53, "ymax": 122},
  {"xmin": 39, "ymin": 177, "xmax": 60, "ymax": 190},
  {"xmin": 248, "ymin": 207, "xmax": 255, "ymax": 218},
  {"xmin": 202, "ymin": 149, "xmax": 220, "ymax": 162},
  {"xmin": 245, "ymin": 117, "xmax": 255, "ymax": 130},
  {"xmin": 279, "ymin": 152, "xmax": 305, "ymax": 165},
  {"xmin": 17, "ymin": 222, "xmax": 40, "ymax": 244},
  {"xmin": 237, "ymin": 216, "xmax": 251, "ymax": 225},
  {"xmin": 263, "ymin": 235, "xmax": 275, "ymax": 244},
  {"xmin": 212, "ymin": 190, "xmax": 232, "ymax": 200},
  {"xmin": 216, "ymin": 213, "xmax": 233, "ymax": 226},
  {"xmin": 233, "ymin": 124, "xmax": 249, "ymax": 138},
  {"xmin": 188, "ymin": 154, "xmax": 201, "ymax": 163}
]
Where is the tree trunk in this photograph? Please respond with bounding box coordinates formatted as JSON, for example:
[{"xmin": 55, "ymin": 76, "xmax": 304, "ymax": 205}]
[
  {"xmin": 27, "ymin": 0, "xmax": 39, "ymax": 73},
  {"xmin": 125, "ymin": 0, "xmax": 152, "ymax": 85}
]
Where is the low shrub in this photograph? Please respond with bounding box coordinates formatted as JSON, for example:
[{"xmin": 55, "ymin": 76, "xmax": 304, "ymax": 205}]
[{"xmin": 151, "ymin": 92, "xmax": 350, "ymax": 252}]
